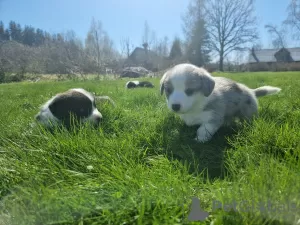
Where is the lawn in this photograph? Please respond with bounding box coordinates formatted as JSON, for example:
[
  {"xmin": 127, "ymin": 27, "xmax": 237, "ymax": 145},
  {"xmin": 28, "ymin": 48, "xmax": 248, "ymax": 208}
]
[{"xmin": 0, "ymin": 71, "xmax": 299, "ymax": 225}]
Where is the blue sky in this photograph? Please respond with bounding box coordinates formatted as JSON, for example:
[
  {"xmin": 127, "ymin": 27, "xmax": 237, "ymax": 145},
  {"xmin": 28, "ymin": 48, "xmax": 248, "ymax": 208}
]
[{"xmin": 0, "ymin": 0, "xmax": 294, "ymax": 52}]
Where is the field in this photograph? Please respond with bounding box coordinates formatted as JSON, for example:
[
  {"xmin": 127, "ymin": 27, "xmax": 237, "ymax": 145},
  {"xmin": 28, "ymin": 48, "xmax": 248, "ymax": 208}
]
[{"xmin": 0, "ymin": 71, "xmax": 300, "ymax": 225}]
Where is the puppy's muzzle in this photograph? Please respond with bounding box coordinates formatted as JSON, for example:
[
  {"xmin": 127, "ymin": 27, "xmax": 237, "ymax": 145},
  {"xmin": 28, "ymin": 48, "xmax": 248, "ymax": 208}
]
[
  {"xmin": 171, "ymin": 104, "xmax": 181, "ymax": 112},
  {"xmin": 94, "ymin": 115, "xmax": 102, "ymax": 124},
  {"xmin": 35, "ymin": 114, "xmax": 41, "ymax": 121}
]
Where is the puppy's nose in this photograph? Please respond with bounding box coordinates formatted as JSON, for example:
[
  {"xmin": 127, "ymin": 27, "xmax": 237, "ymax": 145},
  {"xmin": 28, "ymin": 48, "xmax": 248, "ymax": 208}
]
[
  {"xmin": 94, "ymin": 115, "xmax": 102, "ymax": 124},
  {"xmin": 172, "ymin": 104, "xmax": 181, "ymax": 112},
  {"xmin": 35, "ymin": 114, "xmax": 41, "ymax": 121}
]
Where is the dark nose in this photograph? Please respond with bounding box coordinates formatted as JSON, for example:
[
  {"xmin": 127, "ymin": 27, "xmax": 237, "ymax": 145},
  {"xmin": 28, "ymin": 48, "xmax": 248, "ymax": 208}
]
[
  {"xmin": 94, "ymin": 115, "xmax": 102, "ymax": 124},
  {"xmin": 172, "ymin": 104, "xmax": 181, "ymax": 112},
  {"xmin": 35, "ymin": 114, "xmax": 41, "ymax": 121}
]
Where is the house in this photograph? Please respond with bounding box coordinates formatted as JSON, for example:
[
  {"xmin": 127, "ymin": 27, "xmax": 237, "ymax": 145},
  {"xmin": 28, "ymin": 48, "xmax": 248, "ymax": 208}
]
[
  {"xmin": 124, "ymin": 47, "xmax": 169, "ymax": 71},
  {"xmin": 249, "ymin": 47, "xmax": 300, "ymax": 64},
  {"xmin": 248, "ymin": 47, "xmax": 300, "ymax": 71}
]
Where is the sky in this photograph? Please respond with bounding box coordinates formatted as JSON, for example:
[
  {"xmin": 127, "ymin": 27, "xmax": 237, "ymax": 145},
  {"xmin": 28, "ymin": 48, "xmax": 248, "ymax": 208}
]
[{"xmin": 0, "ymin": 0, "xmax": 295, "ymax": 54}]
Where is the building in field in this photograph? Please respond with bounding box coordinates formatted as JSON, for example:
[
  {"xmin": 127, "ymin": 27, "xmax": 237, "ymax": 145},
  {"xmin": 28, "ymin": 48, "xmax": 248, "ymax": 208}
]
[
  {"xmin": 124, "ymin": 46, "xmax": 170, "ymax": 72},
  {"xmin": 248, "ymin": 47, "xmax": 300, "ymax": 71}
]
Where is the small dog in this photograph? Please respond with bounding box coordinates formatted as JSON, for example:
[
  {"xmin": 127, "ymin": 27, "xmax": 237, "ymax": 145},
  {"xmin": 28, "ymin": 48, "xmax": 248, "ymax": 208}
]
[
  {"xmin": 125, "ymin": 80, "xmax": 154, "ymax": 89},
  {"xmin": 35, "ymin": 88, "xmax": 115, "ymax": 129},
  {"xmin": 160, "ymin": 63, "xmax": 281, "ymax": 143}
]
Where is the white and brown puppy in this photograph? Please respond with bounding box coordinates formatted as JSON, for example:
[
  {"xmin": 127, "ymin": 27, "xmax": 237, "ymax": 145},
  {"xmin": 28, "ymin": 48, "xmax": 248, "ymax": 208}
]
[
  {"xmin": 35, "ymin": 88, "xmax": 115, "ymax": 129},
  {"xmin": 125, "ymin": 80, "xmax": 154, "ymax": 89},
  {"xmin": 160, "ymin": 63, "xmax": 281, "ymax": 143}
]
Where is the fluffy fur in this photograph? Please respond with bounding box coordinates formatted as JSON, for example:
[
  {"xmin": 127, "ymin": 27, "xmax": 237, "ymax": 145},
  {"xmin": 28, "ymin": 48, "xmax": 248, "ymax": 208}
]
[
  {"xmin": 35, "ymin": 88, "xmax": 115, "ymax": 129},
  {"xmin": 125, "ymin": 80, "xmax": 154, "ymax": 89},
  {"xmin": 160, "ymin": 63, "xmax": 281, "ymax": 142}
]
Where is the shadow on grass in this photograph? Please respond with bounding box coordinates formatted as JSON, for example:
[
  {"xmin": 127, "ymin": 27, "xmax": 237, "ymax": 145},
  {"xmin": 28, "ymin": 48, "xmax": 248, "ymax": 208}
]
[{"xmin": 155, "ymin": 114, "xmax": 242, "ymax": 180}]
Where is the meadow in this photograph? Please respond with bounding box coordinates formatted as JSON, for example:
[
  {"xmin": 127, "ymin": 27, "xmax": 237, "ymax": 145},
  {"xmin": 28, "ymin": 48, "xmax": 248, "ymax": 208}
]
[{"xmin": 0, "ymin": 71, "xmax": 300, "ymax": 225}]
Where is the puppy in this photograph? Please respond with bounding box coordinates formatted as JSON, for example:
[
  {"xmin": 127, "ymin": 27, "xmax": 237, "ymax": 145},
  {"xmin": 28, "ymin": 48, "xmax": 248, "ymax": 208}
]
[
  {"xmin": 160, "ymin": 63, "xmax": 281, "ymax": 143},
  {"xmin": 125, "ymin": 80, "xmax": 154, "ymax": 89},
  {"xmin": 35, "ymin": 88, "xmax": 115, "ymax": 129}
]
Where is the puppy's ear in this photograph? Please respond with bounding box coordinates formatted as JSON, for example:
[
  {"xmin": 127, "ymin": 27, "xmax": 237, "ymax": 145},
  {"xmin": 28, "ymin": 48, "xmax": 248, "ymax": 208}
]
[
  {"xmin": 160, "ymin": 83, "xmax": 164, "ymax": 95},
  {"xmin": 201, "ymin": 75, "xmax": 215, "ymax": 97},
  {"xmin": 195, "ymin": 68, "xmax": 215, "ymax": 97},
  {"xmin": 160, "ymin": 72, "xmax": 168, "ymax": 95}
]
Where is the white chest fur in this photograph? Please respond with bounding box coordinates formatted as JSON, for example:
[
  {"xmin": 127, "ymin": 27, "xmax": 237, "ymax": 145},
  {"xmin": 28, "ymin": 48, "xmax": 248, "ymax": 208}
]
[{"xmin": 179, "ymin": 110, "xmax": 213, "ymax": 126}]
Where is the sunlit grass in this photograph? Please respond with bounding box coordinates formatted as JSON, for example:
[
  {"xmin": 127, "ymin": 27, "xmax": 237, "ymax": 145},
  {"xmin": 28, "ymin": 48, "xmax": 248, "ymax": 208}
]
[{"xmin": 0, "ymin": 72, "xmax": 299, "ymax": 225}]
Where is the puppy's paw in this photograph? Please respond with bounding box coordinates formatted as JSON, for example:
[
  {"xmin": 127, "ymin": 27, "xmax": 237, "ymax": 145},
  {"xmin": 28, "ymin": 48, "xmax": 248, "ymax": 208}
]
[
  {"xmin": 195, "ymin": 125, "xmax": 215, "ymax": 143},
  {"xmin": 194, "ymin": 135, "xmax": 210, "ymax": 143}
]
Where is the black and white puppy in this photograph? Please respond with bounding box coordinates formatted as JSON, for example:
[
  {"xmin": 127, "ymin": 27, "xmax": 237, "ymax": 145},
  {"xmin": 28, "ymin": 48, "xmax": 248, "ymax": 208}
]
[
  {"xmin": 35, "ymin": 88, "xmax": 115, "ymax": 129},
  {"xmin": 160, "ymin": 63, "xmax": 281, "ymax": 143},
  {"xmin": 125, "ymin": 80, "xmax": 154, "ymax": 89}
]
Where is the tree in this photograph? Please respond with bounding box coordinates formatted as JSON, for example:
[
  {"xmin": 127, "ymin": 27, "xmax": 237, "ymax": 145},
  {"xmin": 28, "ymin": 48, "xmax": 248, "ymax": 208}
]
[
  {"xmin": 35, "ymin": 29, "xmax": 45, "ymax": 46},
  {"xmin": 22, "ymin": 25, "xmax": 36, "ymax": 46},
  {"xmin": 204, "ymin": 0, "xmax": 258, "ymax": 71},
  {"xmin": 152, "ymin": 36, "xmax": 169, "ymax": 57},
  {"xmin": 120, "ymin": 37, "xmax": 134, "ymax": 58},
  {"xmin": 187, "ymin": 19, "xmax": 211, "ymax": 67},
  {"xmin": 0, "ymin": 21, "xmax": 9, "ymax": 41},
  {"xmin": 182, "ymin": 0, "xmax": 211, "ymax": 67},
  {"xmin": 265, "ymin": 24, "xmax": 286, "ymax": 49},
  {"xmin": 9, "ymin": 21, "xmax": 22, "ymax": 42},
  {"xmin": 85, "ymin": 18, "xmax": 104, "ymax": 78},
  {"xmin": 85, "ymin": 18, "xmax": 118, "ymax": 76},
  {"xmin": 252, "ymin": 42, "xmax": 263, "ymax": 50},
  {"xmin": 149, "ymin": 30, "xmax": 157, "ymax": 51},
  {"xmin": 142, "ymin": 20, "xmax": 150, "ymax": 49},
  {"xmin": 0, "ymin": 41, "xmax": 36, "ymax": 77},
  {"xmin": 169, "ymin": 37, "xmax": 182, "ymax": 60},
  {"xmin": 161, "ymin": 36, "xmax": 169, "ymax": 57},
  {"xmin": 141, "ymin": 20, "xmax": 157, "ymax": 50},
  {"xmin": 0, "ymin": 19, "xmax": 123, "ymax": 78},
  {"xmin": 284, "ymin": 0, "xmax": 300, "ymax": 40},
  {"xmin": 0, "ymin": 21, "xmax": 5, "ymax": 40},
  {"xmin": 62, "ymin": 30, "xmax": 86, "ymax": 76}
]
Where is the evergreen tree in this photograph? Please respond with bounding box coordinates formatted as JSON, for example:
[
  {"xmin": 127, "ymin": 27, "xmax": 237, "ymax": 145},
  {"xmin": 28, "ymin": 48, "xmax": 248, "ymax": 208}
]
[
  {"xmin": 4, "ymin": 29, "xmax": 10, "ymax": 40},
  {"xmin": 186, "ymin": 18, "xmax": 211, "ymax": 67},
  {"xmin": 182, "ymin": 0, "xmax": 211, "ymax": 67},
  {"xmin": 22, "ymin": 25, "xmax": 36, "ymax": 46},
  {"xmin": 35, "ymin": 28, "xmax": 45, "ymax": 46},
  {"xmin": 169, "ymin": 37, "xmax": 183, "ymax": 60},
  {"xmin": 0, "ymin": 21, "xmax": 5, "ymax": 40},
  {"xmin": 9, "ymin": 21, "xmax": 22, "ymax": 42}
]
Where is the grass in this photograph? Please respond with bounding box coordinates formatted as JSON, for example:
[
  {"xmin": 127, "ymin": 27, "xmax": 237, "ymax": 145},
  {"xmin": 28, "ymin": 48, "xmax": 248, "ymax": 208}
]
[{"xmin": 0, "ymin": 71, "xmax": 300, "ymax": 225}]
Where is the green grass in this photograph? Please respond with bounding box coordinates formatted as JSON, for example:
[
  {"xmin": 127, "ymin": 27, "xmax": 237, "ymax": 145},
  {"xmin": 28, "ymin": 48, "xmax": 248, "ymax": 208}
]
[{"xmin": 0, "ymin": 72, "xmax": 300, "ymax": 225}]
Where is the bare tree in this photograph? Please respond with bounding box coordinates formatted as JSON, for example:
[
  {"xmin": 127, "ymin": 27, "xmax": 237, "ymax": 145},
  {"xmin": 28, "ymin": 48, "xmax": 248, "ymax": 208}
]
[
  {"xmin": 120, "ymin": 37, "xmax": 134, "ymax": 58},
  {"xmin": 85, "ymin": 18, "xmax": 104, "ymax": 78},
  {"xmin": 162, "ymin": 36, "xmax": 169, "ymax": 56},
  {"xmin": 204, "ymin": 0, "xmax": 258, "ymax": 71},
  {"xmin": 265, "ymin": 24, "xmax": 286, "ymax": 49},
  {"xmin": 141, "ymin": 20, "xmax": 157, "ymax": 50},
  {"xmin": 62, "ymin": 30, "xmax": 87, "ymax": 78},
  {"xmin": 142, "ymin": 20, "xmax": 150, "ymax": 48},
  {"xmin": 0, "ymin": 41, "xmax": 36, "ymax": 78},
  {"xmin": 152, "ymin": 36, "xmax": 170, "ymax": 57},
  {"xmin": 85, "ymin": 18, "xmax": 118, "ymax": 78},
  {"xmin": 284, "ymin": 0, "xmax": 300, "ymax": 40},
  {"xmin": 149, "ymin": 30, "xmax": 157, "ymax": 50}
]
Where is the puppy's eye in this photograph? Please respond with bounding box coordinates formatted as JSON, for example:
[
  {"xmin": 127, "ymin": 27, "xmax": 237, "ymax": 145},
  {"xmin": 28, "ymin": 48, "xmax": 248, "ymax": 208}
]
[
  {"xmin": 165, "ymin": 87, "xmax": 173, "ymax": 94},
  {"xmin": 185, "ymin": 88, "xmax": 194, "ymax": 96}
]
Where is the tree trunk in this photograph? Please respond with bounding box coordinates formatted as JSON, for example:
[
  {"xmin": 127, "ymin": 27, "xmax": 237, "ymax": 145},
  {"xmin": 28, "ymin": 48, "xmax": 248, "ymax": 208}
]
[
  {"xmin": 219, "ymin": 56, "xmax": 224, "ymax": 71},
  {"xmin": 219, "ymin": 47, "xmax": 224, "ymax": 71},
  {"xmin": 95, "ymin": 30, "xmax": 101, "ymax": 80}
]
